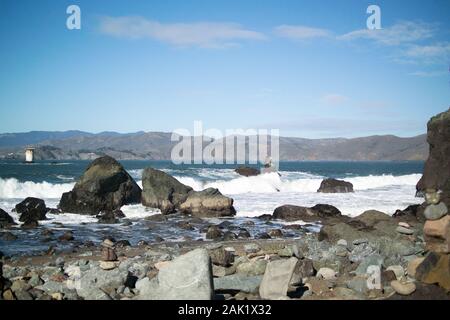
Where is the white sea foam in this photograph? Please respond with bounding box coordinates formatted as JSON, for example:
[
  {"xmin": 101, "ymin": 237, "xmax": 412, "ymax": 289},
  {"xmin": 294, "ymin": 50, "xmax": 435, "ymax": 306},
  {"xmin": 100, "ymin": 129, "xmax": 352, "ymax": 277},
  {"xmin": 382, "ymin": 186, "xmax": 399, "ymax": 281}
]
[{"xmin": 0, "ymin": 178, "xmax": 74, "ymax": 199}]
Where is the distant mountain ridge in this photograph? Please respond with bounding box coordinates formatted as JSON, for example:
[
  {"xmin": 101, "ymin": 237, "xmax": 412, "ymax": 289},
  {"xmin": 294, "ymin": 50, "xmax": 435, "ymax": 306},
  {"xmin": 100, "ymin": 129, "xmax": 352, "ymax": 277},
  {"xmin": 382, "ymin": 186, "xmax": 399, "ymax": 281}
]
[{"xmin": 0, "ymin": 130, "xmax": 428, "ymax": 161}]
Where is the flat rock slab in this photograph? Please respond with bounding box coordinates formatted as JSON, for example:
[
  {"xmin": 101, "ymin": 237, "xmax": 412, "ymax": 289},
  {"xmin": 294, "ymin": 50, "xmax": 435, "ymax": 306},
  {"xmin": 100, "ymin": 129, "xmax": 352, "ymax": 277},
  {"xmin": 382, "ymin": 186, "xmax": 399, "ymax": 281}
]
[{"xmin": 259, "ymin": 257, "xmax": 298, "ymax": 300}]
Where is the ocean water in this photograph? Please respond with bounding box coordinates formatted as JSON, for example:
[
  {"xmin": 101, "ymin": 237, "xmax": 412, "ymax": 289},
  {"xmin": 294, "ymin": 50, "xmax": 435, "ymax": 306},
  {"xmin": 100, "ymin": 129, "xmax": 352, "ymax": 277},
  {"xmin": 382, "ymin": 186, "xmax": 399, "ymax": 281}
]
[{"xmin": 0, "ymin": 160, "xmax": 424, "ymax": 255}]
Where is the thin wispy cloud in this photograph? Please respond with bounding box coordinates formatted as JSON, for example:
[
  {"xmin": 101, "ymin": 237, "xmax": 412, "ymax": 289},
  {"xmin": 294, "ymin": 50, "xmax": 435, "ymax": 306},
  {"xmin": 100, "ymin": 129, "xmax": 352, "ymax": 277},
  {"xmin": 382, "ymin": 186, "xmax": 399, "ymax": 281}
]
[
  {"xmin": 408, "ymin": 70, "xmax": 448, "ymax": 77},
  {"xmin": 274, "ymin": 25, "xmax": 332, "ymax": 40},
  {"xmin": 338, "ymin": 21, "xmax": 437, "ymax": 46},
  {"xmin": 99, "ymin": 16, "xmax": 266, "ymax": 48},
  {"xmin": 403, "ymin": 42, "xmax": 450, "ymax": 63}
]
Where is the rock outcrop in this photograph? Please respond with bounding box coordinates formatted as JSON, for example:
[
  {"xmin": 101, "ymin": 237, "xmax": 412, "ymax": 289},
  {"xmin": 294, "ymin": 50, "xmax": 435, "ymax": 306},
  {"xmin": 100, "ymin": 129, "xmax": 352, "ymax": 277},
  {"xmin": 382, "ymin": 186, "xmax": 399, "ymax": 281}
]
[
  {"xmin": 235, "ymin": 167, "xmax": 260, "ymax": 177},
  {"xmin": 15, "ymin": 198, "xmax": 48, "ymax": 222},
  {"xmin": 317, "ymin": 178, "xmax": 354, "ymax": 193},
  {"xmin": 415, "ymin": 108, "xmax": 450, "ymax": 292},
  {"xmin": 416, "ymin": 108, "xmax": 450, "ymax": 206},
  {"xmin": 272, "ymin": 204, "xmax": 341, "ymax": 222},
  {"xmin": 141, "ymin": 168, "xmax": 235, "ymax": 217},
  {"xmin": 59, "ymin": 156, "xmax": 141, "ymax": 215}
]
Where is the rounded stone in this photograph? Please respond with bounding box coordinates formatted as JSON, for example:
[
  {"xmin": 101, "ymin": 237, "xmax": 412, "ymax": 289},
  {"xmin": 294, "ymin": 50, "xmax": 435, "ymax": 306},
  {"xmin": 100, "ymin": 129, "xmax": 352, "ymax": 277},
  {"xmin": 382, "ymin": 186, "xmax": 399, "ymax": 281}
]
[
  {"xmin": 390, "ymin": 280, "xmax": 416, "ymax": 295},
  {"xmin": 423, "ymin": 202, "xmax": 448, "ymax": 220},
  {"xmin": 396, "ymin": 226, "xmax": 414, "ymax": 235}
]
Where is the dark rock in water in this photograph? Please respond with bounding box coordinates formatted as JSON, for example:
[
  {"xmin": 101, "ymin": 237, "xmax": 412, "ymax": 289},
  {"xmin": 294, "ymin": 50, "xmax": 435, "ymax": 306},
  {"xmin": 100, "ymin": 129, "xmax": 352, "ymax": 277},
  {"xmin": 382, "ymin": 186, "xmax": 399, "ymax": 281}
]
[
  {"xmin": 393, "ymin": 204, "xmax": 426, "ymax": 222},
  {"xmin": 235, "ymin": 166, "xmax": 260, "ymax": 177},
  {"xmin": 58, "ymin": 231, "xmax": 74, "ymax": 241},
  {"xmin": 417, "ymin": 108, "xmax": 450, "ymax": 207},
  {"xmin": 0, "ymin": 208, "xmax": 16, "ymax": 228},
  {"xmin": 177, "ymin": 221, "xmax": 195, "ymax": 230},
  {"xmin": 97, "ymin": 210, "xmax": 125, "ymax": 224},
  {"xmin": 223, "ymin": 231, "xmax": 237, "ymax": 241},
  {"xmin": 238, "ymin": 229, "xmax": 251, "ymax": 238},
  {"xmin": 317, "ymin": 178, "xmax": 354, "ymax": 193},
  {"xmin": 273, "ymin": 204, "xmax": 341, "ymax": 222},
  {"xmin": 137, "ymin": 240, "xmax": 149, "ymax": 246},
  {"xmin": 179, "ymin": 188, "xmax": 236, "ymax": 218},
  {"xmin": 16, "ymin": 198, "xmax": 47, "ymax": 222},
  {"xmin": 256, "ymin": 214, "xmax": 272, "ymax": 221},
  {"xmin": 206, "ymin": 225, "xmax": 223, "ymax": 240},
  {"xmin": 59, "ymin": 156, "xmax": 141, "ymax": 215},
  {"xmin": 268, "ymin": 229, "xmax": 283, "ymax": 238},
  {"xmin": 141, "ymin": 168, "xmax": 192, "ymax": 214},
  {"xmin": 257, "ymin": 232, "xmax": 271, "ymax": 239},
  {"xmin": 145, "ymin": 214, "xmax": 168, "ymax": 222}
]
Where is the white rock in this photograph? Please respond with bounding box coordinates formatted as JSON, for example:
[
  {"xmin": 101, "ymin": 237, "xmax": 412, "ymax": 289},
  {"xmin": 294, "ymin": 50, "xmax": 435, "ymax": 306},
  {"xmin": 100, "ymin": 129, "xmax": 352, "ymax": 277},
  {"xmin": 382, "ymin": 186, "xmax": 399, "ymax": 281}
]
[
  {"xmin": 398, "ymin": 222, "xmax": 411, "ymax": 228},
  {"xmin": 337, "ymin": 239, "xmax": 348, "ymax": 247},
  {"xmin": 316, "ymin": 267, "xmax": 337, "ymax": 280},
  {"xmin": 99, "ymin": 261, "xmax": 118, "ymax": 270}
]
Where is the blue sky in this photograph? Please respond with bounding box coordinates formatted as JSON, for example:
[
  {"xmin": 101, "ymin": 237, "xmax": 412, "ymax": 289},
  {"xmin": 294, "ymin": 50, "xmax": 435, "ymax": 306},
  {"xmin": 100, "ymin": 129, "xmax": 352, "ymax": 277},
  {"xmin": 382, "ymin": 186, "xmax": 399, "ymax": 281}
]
[{"xmin": 0, "ymin": 0, "xmax": 449, "ymax": 138}]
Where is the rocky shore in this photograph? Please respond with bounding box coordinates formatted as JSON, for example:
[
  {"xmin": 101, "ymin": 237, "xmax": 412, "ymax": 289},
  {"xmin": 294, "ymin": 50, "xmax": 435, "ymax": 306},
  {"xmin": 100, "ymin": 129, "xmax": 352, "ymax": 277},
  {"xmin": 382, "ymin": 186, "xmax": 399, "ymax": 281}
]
[{"xmin": 0, "ymin": 108, "xmax": 449, "ymax": 300}]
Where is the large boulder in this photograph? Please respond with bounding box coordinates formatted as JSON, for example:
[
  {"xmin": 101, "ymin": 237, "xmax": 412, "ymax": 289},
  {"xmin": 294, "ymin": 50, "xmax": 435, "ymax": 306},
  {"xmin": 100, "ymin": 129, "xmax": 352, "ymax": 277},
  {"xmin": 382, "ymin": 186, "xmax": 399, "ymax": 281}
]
[
  {"xmin": 141, "ymin": 168, "xmax": 192, "ymax": 214},
  {"xmin": 179, "ymin": 188, "xmax": 236, "ymax": 218},
  {"xmin": 15, "ymin": 197, "xmax": 48, "ymax": 222},
  {"xmin": 235, "ymin": 166, "xmax": 260, "ymax": 177},
  {"xmin": 259, "ymin": 257, "xmax": 299, "ymax": 300},
  {"xmin": 417, "ymin": 108, "xmax": 450, "ymax": 206},
  {"xmin": 0, "ymin": 208, "xmax": 16, "ymax": 228},
  {"xmin": 272, "ymin": 204, "xmax": 341, "ymax": 222},
  {"xmin": 317, "ymin": 178, "xmax": 354, "ymax": 193},
  {"xmin": 142, "ymin": 168, "xmax": 236, "ymax": 217},
  {"xmin": 135, "ymin": 249, "xmax": 214, "ymax": 300},
  {"xmin": 59, "ymin": 156, "xmax": 141, "ymax": 215}
]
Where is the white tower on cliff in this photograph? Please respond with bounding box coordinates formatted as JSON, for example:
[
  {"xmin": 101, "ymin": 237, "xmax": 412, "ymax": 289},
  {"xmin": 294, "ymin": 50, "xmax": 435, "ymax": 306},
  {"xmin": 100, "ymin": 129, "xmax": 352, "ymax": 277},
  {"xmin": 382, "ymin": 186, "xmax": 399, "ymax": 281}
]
[{"xmin": 25, "ymin": 147, "xmax": 35, "ymax": 163}]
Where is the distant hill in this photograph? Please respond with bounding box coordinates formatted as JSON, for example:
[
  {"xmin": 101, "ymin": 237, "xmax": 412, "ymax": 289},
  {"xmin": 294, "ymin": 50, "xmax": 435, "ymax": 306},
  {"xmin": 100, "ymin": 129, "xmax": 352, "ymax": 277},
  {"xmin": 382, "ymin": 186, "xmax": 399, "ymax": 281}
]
[{"xmin": 0, "ymin": 130, "xmax": 428, "ymax": 161}]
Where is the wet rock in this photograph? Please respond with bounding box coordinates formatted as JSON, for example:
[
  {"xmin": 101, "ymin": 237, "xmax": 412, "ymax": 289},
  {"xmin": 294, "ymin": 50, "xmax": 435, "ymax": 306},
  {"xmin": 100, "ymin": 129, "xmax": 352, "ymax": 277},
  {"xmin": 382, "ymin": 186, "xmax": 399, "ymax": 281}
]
[
  {"xmin": 317, "ymin": 178, "xmax": 354, "ymax": 193},
  {"xmin": 135, "ymin": 248, "xmax": 214, "ymax": 300},
  {"xmin": 58, "ymin": 231, "xmax": 74, "ymax": 241},
  {"xmin": 97, "ymin": 210, "xmax": 125, "ymax": 224},
  {"xmin": 16, "ymin": 197, "xmax": 48, "ymax": 222},
  {"xmin": 205, "ymin": 226, "xmax": 223, "ymax": 240},
  {"xmin": 0, "ymin": 208, "xmax": 16, "ymax": 228},
  {"xmin": 21, "ymin": 219, "xmax": 38, "ymax": 229},
  {"xmin": 235, "ymin": 166, "xmax": 260, "ymax": 177},
  {"xmin": 273, "ymin": 204, "xmax": 341, "ymax": 222},
  {"xmin": 259, "ymin": 257, "xmax": 298, "ymax": 300},
  {"xmin": 223, "ymin": 231, "xmax": 237, "ymax": 241},
  {"xmin": 59, "ymin": 156, "xmax": 141, "ymax": 215},
  {"xmin": 393, "ymin": 204, "xmax": 425, "ymax": 222},
  {"xmin": 214, "ymin": 274, "xmax": 263, "ymax": 294},
  {"xmin": 1, "ymin": 231, "xmax": 17, "ymax": 241},
  {"xmin": 268, "ymin": 229, "xmax": 283, "ymax": 238},
  {"xmin": 238, "ymin": 229, "xmax": 251, "ymax": 239},
  {"xmin": 257, "ymin": 232, "xmax": 271, "ymax": 239}
]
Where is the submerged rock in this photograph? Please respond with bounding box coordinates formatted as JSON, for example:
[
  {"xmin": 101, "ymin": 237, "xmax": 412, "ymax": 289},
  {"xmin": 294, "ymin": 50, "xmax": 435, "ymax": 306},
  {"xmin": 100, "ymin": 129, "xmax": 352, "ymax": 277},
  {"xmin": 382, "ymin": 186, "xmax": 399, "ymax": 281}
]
[{"xmin": 59, "ymin": 156, "xmax": 141, "ymax": 215}]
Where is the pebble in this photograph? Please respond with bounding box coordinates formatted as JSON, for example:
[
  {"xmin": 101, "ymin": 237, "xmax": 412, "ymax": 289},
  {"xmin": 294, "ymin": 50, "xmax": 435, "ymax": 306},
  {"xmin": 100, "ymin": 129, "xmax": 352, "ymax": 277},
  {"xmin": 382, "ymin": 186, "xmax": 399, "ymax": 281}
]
[
  {"xmin": 423, "ymin": 202, "xmax": 448, "ymax": 220},
  {"xmin": 396, "ymin": 226, "xmax": 414, "ymax": 235},
  {"xmin": 425, "ymin": 190, "xmax": 440, "ymax": 205},
  {"xmin": 51, "ymin": 292, "xmax": 64, "ymax": 300},
  {"xmin": 407, "ymin": 257, "xmax": 425, "ymax": 278},
  {"xmin": 398, "ymin": 222, "xmax": 411, "ymax": 228},
  {"xmin": 102, "ymin": 239, "xmax": 115, "ymax": 248},
  {"xmin": 390, "ymin": 280, "xmax": 416, "ymax": 295}
]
